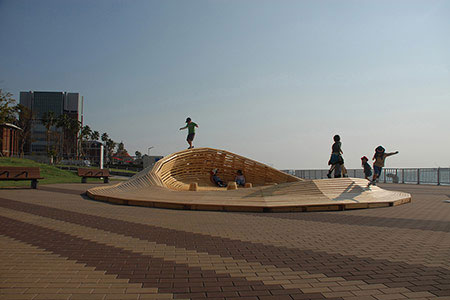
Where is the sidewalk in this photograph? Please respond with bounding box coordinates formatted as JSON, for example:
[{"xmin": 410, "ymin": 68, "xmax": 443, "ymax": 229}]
[{"xmin": 0, "ymin": 183, "xmax": 449, "ymax": 300}]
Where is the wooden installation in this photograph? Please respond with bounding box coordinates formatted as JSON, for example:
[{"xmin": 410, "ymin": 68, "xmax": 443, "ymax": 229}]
[
  {"xmin": 0, "ymin": 166, "xmax": 44, "ymax": 189},
  {"xmin": 86, "ymin": 147, "xmax": 411, "ymax": 212}
]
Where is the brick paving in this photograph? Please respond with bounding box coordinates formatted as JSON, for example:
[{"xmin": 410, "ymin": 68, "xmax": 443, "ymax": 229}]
[{"xmin": 0, "ymin": 183, "xmax": 450, "ymax": 299}]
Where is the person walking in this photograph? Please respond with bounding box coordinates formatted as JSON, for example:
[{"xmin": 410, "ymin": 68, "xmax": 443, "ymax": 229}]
[{"xmin": 327, "ymin": 134, "xmax": 344, "ymax": 178}]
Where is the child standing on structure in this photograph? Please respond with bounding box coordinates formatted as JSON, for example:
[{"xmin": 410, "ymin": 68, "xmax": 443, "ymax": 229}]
[
  {"xmin": 327, "ymin": 135, "xmax": 344, "ymax": 178},
  {"xmin": 179, "ymin": 117, "xmax": 198, "ymax": 149},
  {"xmin": 370, "ymin": 146, "xmax": 399, "ymax": 185},
  {"xmin": 361, "ymin": 156, "xmax": 372, "ymax": 181}
]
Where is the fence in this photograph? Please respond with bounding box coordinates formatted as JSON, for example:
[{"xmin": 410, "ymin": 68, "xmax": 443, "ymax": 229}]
[{"xmin": 282, "ymin": 168, "xmax": 450, "ymax": 185}]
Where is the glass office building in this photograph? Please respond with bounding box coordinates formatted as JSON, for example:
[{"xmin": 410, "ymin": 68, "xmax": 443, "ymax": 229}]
[{"xmin": 20, "ymin": 91, "xmax": 83, "ymax": 155}]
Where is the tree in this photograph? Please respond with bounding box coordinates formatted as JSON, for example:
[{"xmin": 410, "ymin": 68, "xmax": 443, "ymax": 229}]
[
  {"xmin": 0, "ymin": 89, "xmax": 16, "ymax": 124},
  {"xmin": 101, "ymin": 132, "xmax": 109, "ymax": 144},
  {"xmin": 101, "ymin": 133, "xmax": 109, "ymax": 163},
  {"xmin": 90, "ymin": 130, "xmax": 99, "ymax": 141},
  {"xmin": 106, "ymin": 138, "xmax": 116, "ymax": 163},
  {"xmin": 79, "ymin": 125, "xmax": 92, "ymax": 158},
  {"xmin": 56, "ymin": 114, "xmax": 72, "ymax": 159},
  {"xmin": 41, "ymin": 111, "xmax": 57, "ymax": 156},
  {"xmin": 69, "ymin": 118, "xmax": 81, "ymax": 159},
  {"xmin": 14, "ymin": 104, "xmax": 34, "ymax": 157}
]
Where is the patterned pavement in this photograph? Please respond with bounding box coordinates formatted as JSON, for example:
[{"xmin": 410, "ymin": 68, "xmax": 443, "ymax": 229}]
[{"xmin": 0, "ymin": 183, "xmax": 450, "ymax": 300}]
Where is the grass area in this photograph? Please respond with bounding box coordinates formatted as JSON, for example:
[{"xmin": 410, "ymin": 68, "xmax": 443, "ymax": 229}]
[{"xmin": 0, "ymin": 157, "xmax": 104, "ymax": 188}]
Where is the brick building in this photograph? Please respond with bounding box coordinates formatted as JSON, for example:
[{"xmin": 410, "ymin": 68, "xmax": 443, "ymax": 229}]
[{"xmin": 0, "ymin": 123, "xmax": 21, "ymax": 157}]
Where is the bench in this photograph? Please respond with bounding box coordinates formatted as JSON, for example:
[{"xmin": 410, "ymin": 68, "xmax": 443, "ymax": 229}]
[
  {"xmin": 77, "ymin": 168, "xmax": 110, "ymax": 183},
  {"xmin": 0, "ymin": 167, "xmax": 44, "ymax": 189}
]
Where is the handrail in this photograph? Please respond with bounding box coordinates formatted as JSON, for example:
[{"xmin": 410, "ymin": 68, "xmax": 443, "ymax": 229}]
[{"xmin": 282, "ymin": 167, "xmax": 450, "ymax": 186}]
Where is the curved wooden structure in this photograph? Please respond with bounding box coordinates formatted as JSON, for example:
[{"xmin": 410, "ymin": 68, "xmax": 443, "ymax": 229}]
[
  {"xmin": 87, "ymin": 148, "xmax": 411, "ymax": 212},
  {"xmin": 151, "ymin": 147, "xmax": 301, "ymax": 190}
]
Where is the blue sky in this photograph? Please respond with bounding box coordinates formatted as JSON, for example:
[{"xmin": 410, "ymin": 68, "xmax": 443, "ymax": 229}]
[{"xmin": 1, "ymin": 0, "xmax": 449, "ymax": 168}]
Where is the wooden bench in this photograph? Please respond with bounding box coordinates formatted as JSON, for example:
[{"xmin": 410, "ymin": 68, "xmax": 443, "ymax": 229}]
[
  {"xmin": 77, "ymin": 168, "xmax": 110, "ymax": 183},
  {"xmin": 0, "ymin": 167, "xmax": 44, "ymax": 189}
]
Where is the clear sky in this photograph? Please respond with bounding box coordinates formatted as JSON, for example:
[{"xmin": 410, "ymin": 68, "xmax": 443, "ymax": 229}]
[{"xmin": 1, "ymin": 0, "xmax": 449, "ymax": 169}]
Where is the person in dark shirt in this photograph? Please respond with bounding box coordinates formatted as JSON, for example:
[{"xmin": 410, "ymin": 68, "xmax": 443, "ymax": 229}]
[
  {"xmin": 361, "ymin": 156, "xmax": 372, "ymax": 181},
  {"xmin": 327, "ymin": 135, "xmax": 344, "ymax": 178}
]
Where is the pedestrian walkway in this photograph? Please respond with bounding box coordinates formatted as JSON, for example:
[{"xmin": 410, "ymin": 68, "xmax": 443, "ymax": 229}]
[{"xmin": 0, "ymin": 183, "xmax": 449, "ymax": 299}]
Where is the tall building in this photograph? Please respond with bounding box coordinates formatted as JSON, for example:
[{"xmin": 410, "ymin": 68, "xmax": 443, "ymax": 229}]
[{"xmin": 20, "ymin": 91, "xmax": 83, "ymax": 156}]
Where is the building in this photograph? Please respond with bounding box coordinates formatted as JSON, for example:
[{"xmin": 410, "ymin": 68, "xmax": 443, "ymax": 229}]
[
  {"xmin": 20, "ymin": 91, "xmax": 83, "ymax": 156},
  {"xmin": 0, "ymin": 123, "xmax": 21, "ymax": 157}
]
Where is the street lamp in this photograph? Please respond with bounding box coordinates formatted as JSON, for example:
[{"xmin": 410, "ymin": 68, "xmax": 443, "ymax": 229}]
[{"xmin": 148, "ymin": 146, "xmax": 154, "ymax": 156}]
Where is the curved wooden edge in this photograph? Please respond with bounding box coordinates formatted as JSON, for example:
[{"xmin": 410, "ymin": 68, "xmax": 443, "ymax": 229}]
[{"xmin": 86, "ymin": 190, "xmax": 411, "ymax": 213}]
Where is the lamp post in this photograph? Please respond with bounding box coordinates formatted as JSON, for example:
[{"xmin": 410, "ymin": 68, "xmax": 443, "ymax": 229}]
[{"xmin": 148, "ymin": 146, "xmax": 154, "ymax": 156}]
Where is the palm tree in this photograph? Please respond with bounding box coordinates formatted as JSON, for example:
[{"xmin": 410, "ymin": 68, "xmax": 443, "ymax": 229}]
[
  {"xmin": 69, "ymin": 118, "xmax": 81, "ymax": 159},
  {"xmin": 56, "ymin": 114, "xmax": 71, "ymax": 159},
  {"xmin": 106, "ymin": 138, "xmax": 116, "ymax": 164},
  {"xmin": 41, "ymin": 111, "xmax": 56, "ymax": 156},
  {"xmin": 90, "ymin": 130, "xmax": 99, "ymax": 141},
  {"xmin": 101, "ymin": 132, "xmax": 109, "ymax": 144},
  {"xmin": 15, "ymin": 104, "xmax": 34, "ymax": 158},
  {"xmin": 79, "ymin": 125, "xmax": 92, "ymax": 159}
]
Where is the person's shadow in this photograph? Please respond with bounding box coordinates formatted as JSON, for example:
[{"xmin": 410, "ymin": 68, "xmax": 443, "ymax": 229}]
[{"xmin": 331, "ymin": 181, "xmax": 366, "ymax": 202}]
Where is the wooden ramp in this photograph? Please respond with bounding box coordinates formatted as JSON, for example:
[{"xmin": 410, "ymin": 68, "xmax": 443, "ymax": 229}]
[{"xmin": 86, "ymin": 148, "xmax": 411, "ymax": 212}]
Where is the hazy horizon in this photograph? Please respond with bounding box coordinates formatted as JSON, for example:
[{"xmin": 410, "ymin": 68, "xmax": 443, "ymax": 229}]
[{"xmin": 1, "ymin": 0, "xmax": 449, "ymax": 169}]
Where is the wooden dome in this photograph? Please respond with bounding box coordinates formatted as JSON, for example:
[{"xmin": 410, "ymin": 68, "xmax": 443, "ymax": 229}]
[{"xmin": 151, "ymin": 148, "xmax": 301, "ymax": 191}]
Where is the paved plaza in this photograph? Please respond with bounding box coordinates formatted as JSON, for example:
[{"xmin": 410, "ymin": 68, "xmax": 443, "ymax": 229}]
[{"xmin": 0, "ymin": 183, "xmax": 450, "ymax": 300}]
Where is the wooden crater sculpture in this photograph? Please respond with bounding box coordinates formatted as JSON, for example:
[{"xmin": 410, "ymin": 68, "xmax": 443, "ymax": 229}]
[{"xmin": 87, "ymin": 148, "xmax": 411, "ymax": 212}]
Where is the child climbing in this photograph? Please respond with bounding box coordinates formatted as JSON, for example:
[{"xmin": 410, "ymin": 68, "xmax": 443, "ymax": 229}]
[
  {"xmin": 179, "ymin": 117, "xmax": 198, "ymax": 149},
  {"xmin": 361, "ymin": 156, "xmax": 372, "ymax": 181},
  {"xmin": 327, "ymin": 135, "xmax": 344, "ymax": 178},
  {"xmin": 370, "ymin": 146, "xmax": 399, "ymax": 186}
]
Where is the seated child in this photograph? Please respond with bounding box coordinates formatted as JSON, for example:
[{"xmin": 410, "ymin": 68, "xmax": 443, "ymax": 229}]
[
  {"xmin": 211, "ymin": 169, "xmax": 227, "ymax": 187},
  {"xmin": 235, "ymin": 170, "xmax": 246, "ymax": 187},
  {"xmin": 361, "ymin": 156, "xmax": 372, "ymax": 180}
]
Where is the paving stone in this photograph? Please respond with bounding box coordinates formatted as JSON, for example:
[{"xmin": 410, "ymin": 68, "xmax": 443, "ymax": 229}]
[{"xmin": 0, "ymin": 183, "xmax": 450, "ymax": 300}]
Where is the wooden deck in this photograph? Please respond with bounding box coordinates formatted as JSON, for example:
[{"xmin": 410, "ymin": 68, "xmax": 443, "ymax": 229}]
[{"xmin": 86, "ymin": 148, "xmax": 411, "ymax": 212}]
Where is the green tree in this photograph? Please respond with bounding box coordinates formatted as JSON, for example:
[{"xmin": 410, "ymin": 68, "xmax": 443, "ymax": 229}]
[
  {"xmin": 79, "ymin": 125, "xmax": 92, "ymax": 158},
  {"xmin": 101, "ymin": 132, "xmax": 109, "ymax": 144},
  {"xmin": 14, "ymin": 104, "xmax": 34, "ymax": 157},
  {"xmin": 0, "ymin": 89, "xmax": 17, "ymax": 124},
  {"xmin": 41, "ymin": 111, "xmax": 57, "ymax": 156},
  {"xmin": 106, "ymin": 138, "xmax": 116, "ymax": 163},
  {"xmin": 56, "ymin": 114, "xmax": 69, "ymax": 159},
  {"xmin": 69, "ymin": 118, "xmax": 81, "ymax": 159},
  {"xmin": 90, "ymin": 130, "xmax": 99, "ymax": 141}
]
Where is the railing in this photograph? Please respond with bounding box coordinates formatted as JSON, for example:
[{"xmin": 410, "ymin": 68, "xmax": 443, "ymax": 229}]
[{"xmin": 282, "ymin": 168, "xmax": 450, "ymax": 185}]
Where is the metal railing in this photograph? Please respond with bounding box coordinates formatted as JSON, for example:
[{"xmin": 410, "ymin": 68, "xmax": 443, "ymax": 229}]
[{"xmin": 282, "ymin": 168, "xmax": 450, "ymax": 185}]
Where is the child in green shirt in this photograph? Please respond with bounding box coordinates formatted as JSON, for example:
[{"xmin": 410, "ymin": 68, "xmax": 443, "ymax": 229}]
[{"xmin": 179, "ymin": 117, "xmax": 198, "ymax": 149}]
